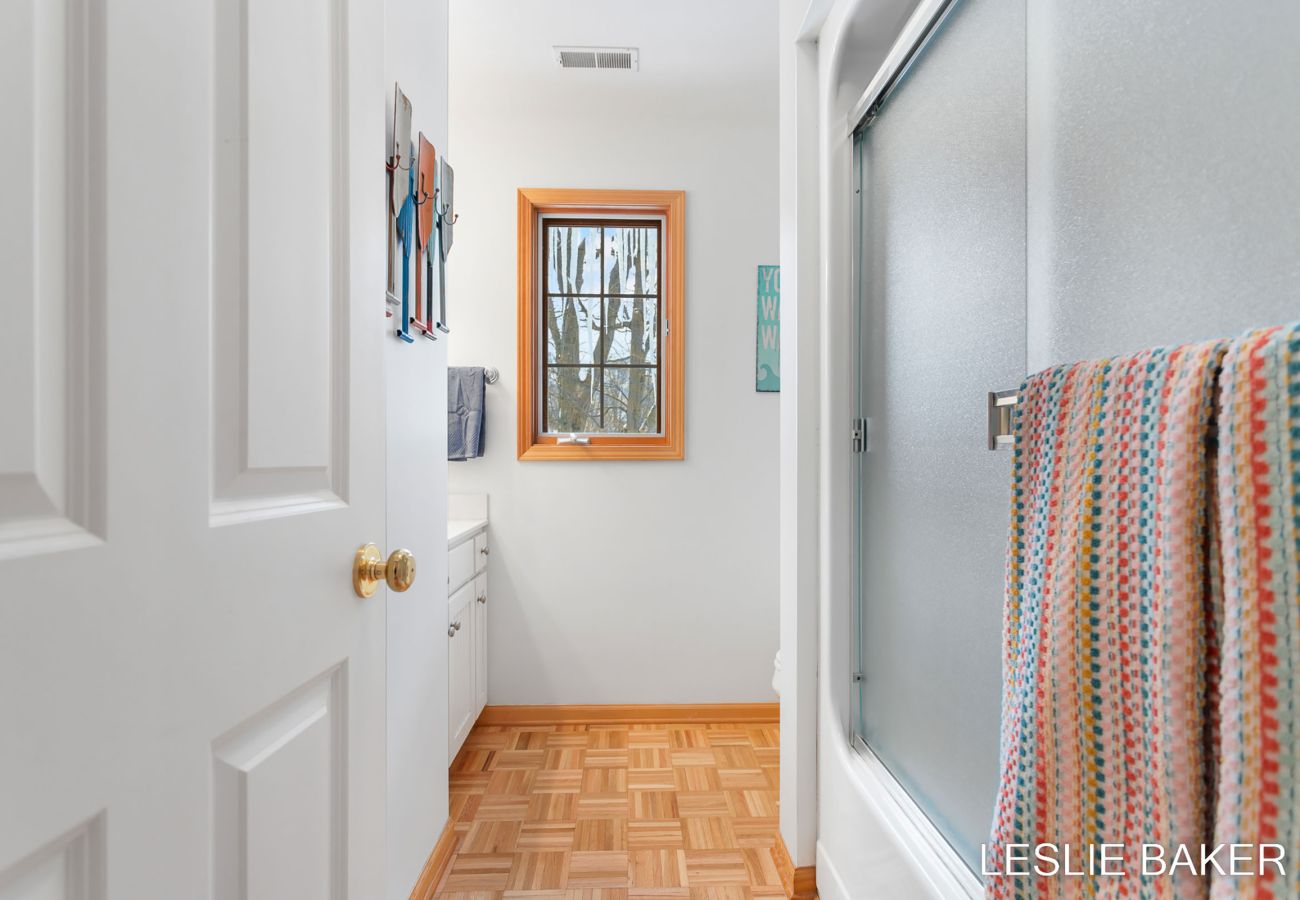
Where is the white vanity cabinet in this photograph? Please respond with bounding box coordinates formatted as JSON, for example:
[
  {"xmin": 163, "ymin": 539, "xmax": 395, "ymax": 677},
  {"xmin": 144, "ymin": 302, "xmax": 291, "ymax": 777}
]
[
  {"xmin": 447, "ymin": 581, "xmax": 476, "ymax": 757},
  {"xmin": 447, "ymin": 513, "xmax": 488, "ymax": 760},
  {"xmin": 473, "ymin": 572, "xmax": 488, "ymax": 712}
]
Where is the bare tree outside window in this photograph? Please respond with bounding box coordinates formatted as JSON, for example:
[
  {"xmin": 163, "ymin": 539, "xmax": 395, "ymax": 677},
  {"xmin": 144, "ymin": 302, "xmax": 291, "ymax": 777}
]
[{"xmin": 542, "ymin": 220, "xmax": 661, "ymax": 434}]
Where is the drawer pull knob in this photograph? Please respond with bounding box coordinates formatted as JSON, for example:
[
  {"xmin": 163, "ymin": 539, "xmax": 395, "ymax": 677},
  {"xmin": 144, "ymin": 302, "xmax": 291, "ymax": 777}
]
[
  {"xmin": 477, "ymin": 595, "xmax": 487, "ymax": 604},
  {"xmin": 447, "ymin": 625, "xmax": 456, "ymax": 637},
  {"xmin": 479, "ymin": 547, "xmax": 489, "ymax": 556}
]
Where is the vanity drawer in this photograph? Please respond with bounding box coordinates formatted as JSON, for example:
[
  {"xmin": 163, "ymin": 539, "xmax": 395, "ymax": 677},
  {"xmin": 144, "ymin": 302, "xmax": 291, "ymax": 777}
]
[
  {"xmin": 449, "ymin": 538, "xmax": 475, "ymax": 591},
  {"xmin": 473, "ymin": 532, "xmax": 488, "ymax": 572}
]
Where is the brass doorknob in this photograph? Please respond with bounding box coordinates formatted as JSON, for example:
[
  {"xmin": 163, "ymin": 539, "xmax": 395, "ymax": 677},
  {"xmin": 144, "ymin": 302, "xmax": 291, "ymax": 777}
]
[{"xmin": 353, "ymin": 544, "xmax": 417, "ymax": 597}]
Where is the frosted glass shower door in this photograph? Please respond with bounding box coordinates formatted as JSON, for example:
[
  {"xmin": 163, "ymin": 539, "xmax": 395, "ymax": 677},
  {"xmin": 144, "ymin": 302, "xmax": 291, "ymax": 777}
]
[{"xmin": 852, "ymin": 0, "xmax": 1026, "ymax": 870}]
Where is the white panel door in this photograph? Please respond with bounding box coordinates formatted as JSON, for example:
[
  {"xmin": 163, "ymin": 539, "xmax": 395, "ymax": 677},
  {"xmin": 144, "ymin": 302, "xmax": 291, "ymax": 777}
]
[
  {"xmin": 447, "ymin": 585, "xmax": 476, "ymax": 759},
  {"xmin": 0, "ymin": 0, "xmax": 390, "ymax": 896}
]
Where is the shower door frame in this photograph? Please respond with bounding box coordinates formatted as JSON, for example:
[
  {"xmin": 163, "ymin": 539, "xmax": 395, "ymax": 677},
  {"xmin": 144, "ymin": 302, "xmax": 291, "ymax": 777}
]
[
  {"xmin": 840, "ymin": 0, "xmax": 988, "ymax": 889},
  {"xmin": 839, "ymin": 121, "xmax": 984, "ymax": 896}
]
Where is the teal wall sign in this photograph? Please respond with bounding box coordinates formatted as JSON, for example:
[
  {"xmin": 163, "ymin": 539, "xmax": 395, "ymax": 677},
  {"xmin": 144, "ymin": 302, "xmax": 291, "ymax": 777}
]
[{"xmin": 756, "ymin": 265, "xmax": 780, "ymax": 392}]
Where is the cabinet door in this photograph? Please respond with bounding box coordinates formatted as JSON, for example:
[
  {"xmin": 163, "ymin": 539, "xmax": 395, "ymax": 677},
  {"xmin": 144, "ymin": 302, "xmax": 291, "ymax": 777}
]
[
  {"xmin": 448, "ymin": 584, "xmax": 475, "ymax": 759},
  {"xmin": 449, "ymin": 539, "xmax": 475, "ymax": 592},
  {"xmin": 473, "ymin": 573, "xmax": 488, "ymax": 713}
]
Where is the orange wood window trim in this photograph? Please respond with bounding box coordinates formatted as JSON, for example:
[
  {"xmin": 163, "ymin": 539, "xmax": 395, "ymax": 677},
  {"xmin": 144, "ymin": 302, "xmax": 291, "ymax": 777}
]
[{"xmin": 517, "ymin": 187, "xmax": 685, "ymax": 460}]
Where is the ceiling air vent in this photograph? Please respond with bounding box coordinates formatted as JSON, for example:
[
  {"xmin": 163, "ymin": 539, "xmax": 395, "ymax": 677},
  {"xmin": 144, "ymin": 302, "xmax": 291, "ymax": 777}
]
[{"xmin": 554, "ymin": 46, "xmax": 639, "ymax": 71}]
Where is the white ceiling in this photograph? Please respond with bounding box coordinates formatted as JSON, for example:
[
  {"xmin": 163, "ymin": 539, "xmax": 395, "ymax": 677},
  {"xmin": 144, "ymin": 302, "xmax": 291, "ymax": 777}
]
[{"xmin": 450, "ymin": 0, "xmax": 778, "ymax": 119}]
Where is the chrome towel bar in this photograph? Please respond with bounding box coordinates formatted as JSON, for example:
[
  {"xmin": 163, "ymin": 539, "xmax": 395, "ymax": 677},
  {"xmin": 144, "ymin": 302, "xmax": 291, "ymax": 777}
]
[{"xmin": 987, "ymin": 390, "xmax": 1018, "ymax": 451}]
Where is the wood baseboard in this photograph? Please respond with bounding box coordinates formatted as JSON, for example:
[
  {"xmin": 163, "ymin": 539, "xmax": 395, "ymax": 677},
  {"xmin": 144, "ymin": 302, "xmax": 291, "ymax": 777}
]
[
  {"xmin": 774, "ymin": 832, "xmax": 818, "ymax": 900},
  {"xmin": 409, "ymin": 818, "xmax": 458, "ymax": 900},
  {"xmin": 794, "ymin": 866, "xmax": 818, "ymax": 900},
  {"xmin": 476, "ymin": 703, "xmax": 780, "ymax": 726}
]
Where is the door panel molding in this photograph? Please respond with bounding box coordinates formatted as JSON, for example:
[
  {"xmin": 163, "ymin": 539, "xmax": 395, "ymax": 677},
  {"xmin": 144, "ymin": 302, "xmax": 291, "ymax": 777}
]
[
  {"xmin": 212, "ymin": 663, "xmax": 348, "ymax": 900},
  {"xmin": 210, "ymin": 0, "xmax": 351, "ymax": 526},
  {"xmin": 0, "ymin": 0, "xmax": 107, "ymax": 560},
  {"xmin": 0, "ymin": 811, "xmax": 106, "ymax": 900}
]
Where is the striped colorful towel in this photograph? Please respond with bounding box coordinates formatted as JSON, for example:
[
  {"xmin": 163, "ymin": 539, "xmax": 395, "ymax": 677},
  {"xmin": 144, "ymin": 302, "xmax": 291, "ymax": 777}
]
[
  {"xmin": 1212, "ymin": 323, "xmax": 1300, "ymax": 899},
  {"xmin": 987, "ymin": 322, "xmax": 1300, "ymax": 899}
]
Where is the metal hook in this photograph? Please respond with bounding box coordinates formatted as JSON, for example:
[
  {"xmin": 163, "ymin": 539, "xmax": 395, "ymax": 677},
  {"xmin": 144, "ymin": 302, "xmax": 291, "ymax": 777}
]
[
  {"xmin": 433, "ymin": 186, "xmax": 458, "ymax": 223},
  {"xmin": 414, "ymin": 167, "xmax": 434, "ymax": 206}
]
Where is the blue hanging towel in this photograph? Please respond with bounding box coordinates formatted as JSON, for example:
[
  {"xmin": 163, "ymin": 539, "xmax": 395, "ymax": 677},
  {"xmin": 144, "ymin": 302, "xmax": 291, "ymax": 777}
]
[{"xmin": 447, "ymin": 367, "xmax": 486, "ymax": 460}]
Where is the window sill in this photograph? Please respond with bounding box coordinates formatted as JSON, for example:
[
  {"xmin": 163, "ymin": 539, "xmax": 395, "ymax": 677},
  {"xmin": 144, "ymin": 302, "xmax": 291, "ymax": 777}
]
[{"xmin": 517, "ymin": 436, "xmax": 684, "ymax": 461}]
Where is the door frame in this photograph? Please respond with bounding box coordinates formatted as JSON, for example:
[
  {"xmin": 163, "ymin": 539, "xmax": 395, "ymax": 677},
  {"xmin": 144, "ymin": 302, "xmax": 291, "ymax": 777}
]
[{"xmin": 797, "ymin": 0, "xmax": 984, "ymax": 896}]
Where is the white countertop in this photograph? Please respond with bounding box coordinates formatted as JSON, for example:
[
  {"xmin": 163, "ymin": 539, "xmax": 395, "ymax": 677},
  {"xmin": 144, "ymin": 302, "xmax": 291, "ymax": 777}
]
[{"xmin": 448, "ymin": 517, "xmax": 488, "ymax": 547}]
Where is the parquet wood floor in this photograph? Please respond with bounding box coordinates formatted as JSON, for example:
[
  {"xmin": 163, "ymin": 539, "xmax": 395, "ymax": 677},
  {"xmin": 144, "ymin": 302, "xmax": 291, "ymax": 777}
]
[{"xmin": 434, "ymin": 720, "xmax": 783, "ymax": 899}]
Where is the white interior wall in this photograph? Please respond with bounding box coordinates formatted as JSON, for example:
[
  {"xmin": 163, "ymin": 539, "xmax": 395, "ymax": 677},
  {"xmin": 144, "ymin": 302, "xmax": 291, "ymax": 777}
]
[
  {"xmin": 446, "ymin": 0, "xmax": 781, "ymax": 704},
  {"xmin": 777, "ymin": 0, "xmax": 822, "ymax": 871},
  {"xmin": 384, "ymin": 1, "xmax": 449, "ymax": 896}
]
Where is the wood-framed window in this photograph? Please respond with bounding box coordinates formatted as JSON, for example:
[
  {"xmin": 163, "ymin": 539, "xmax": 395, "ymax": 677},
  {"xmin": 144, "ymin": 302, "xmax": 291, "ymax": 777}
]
[{"xmin": 517, "ymin": 188, "xmax": 685, "ymax": 460}]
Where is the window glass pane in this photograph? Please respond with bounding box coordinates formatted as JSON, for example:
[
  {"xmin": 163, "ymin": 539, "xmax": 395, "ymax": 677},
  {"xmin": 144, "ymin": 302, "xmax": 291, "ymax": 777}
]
[
  {"xmin": 602, "ymin": 368, "xmax": 658, "ymax": 434},
  {"xmin": 546, "ymin": 367, "xmax": 601, "ymax": 433},
  {"xmin": 546, "ymin": 225, "xmax": 601, "ymax": 294},
  {"xmin": 546, "ymin": 297, "xmax": 601, "ymax": 364},
  {"xmin": 603, "ymin": 226, "xmax": 658, "ymax": 295},
  {"xmin": 536, "ymin": 218, "xmax": 666, "ymax": 440},
  {"xmin": 604, "ymin": 298, "xmax": 658, "ymax": 364}
]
